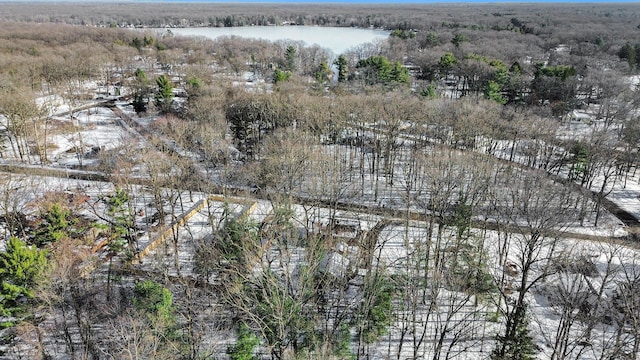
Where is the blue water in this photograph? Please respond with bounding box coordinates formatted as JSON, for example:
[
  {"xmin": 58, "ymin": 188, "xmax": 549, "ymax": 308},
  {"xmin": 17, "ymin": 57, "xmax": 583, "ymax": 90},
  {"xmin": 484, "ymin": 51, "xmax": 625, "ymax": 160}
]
[
  {"xmin": 20, "ymin": 0, "xmax": 636, "ymax": 3},
  {"xmin": 6, "ymin": 0, "xmax": 636, "ymax": 3},
  {"xmin": 134, "ymin": 0, "xmax": 637, "ymax": 3},
  {"xmin": 7, "ymin": 0, "xmax": 637, "ymax": 3}
]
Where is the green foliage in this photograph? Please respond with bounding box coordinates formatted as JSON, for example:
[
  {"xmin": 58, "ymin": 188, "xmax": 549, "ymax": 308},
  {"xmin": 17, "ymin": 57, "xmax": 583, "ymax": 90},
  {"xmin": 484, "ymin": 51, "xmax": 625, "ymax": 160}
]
[
  {"xmin": 130, "ymin": 36, "xmax": 154, "ymax": 50},
  {"xmin": 130, "ymin": 37, "xmax": 143, "ymax": 50},
  {"xmin": 34, "ymin": 203, "xmax": 71, "ymax": 247},
  {"xmin": 186, "ymin": 76, "xmax": 203, "ymax": 91},
  {"xmin": 390, "ymin": 29, "xmax": 416, "ymax": 39},
  {"xmin": 155, "ymin": 74, "xmax": 174, "ymax": 113},
  {"xmin": 445, "ymin": 237, "xmax": 497, "ymax": 296},
  {"xmin": 0, "ymin": 136, "xmax": 7, "ymax": 156},
  {"xmin": 100, "ymin": 188, "xmax": 134, "ymax": 255},
  {"xmin": 390, "ymin": 61, "xmax": 410, "ymax": 84},
  {"xmin": 273, "ymin": 69, "xmax": 292, "ymax": 84},
  {"xmin": 360, "ymin": 276, "xmax": 394, "ymax": 343},
  {"xmin": 272, "ymin": 202, "xmax": 295, "ymax": 229},
  {"xmin": 618, "ymin": 42, "xmax": 638, "ymax": 70},
  {"xmin": 570, "ymin": 142, "xmax": 590, "ymax": 183},
  {"xmin": 284, "ymin": 45, "xmax": 296, "ymax": 72},
  {"xmin": 314, "ymin": 61, "xmax": 332, "ymax": 84},
  {"xmin": 509, "ymin": 61, "xmax": 522, "ymax": 76},
  {"xmin": 132, "ymin": 93, "xmax": 147, "ymax": 114},
  {"xmin": 531, "ymin": 63, "xmax": 578, "ymax": 113},
  {"xmin": 254, "ymin": 268, "xmax": 314, "ymax": 357},
  {"xmin": 227, "ymin": 323, "xmax": 260, "ymax": 360},
  {"xmin": 423, "ymin": 31, "xmax": 439, "ymax": 47},
  {"xmin": 465, "ymin": 53, "xmax": 506, "ymax": 70},
  {"xmin": 334, "ymin": 323, "xmax": 355, "ymax": 360},
  {"xmin": 441, "ymin": 193, "xmax": 496, "ymax": 296},
  {"xmin": 438, "ymin": 52, "xmax": 457, "ymax": 72},
  {"xmin": 133, "ymin": 68, "xmax": 150, "ymax": 113},
  {"xmin": 143, "ymin": 35, "xmax": 154, "ymax": 47},
  {"xmin": 224, "ymin": 215, "xmax": 259, "ymax": 244},
  {"xmin": 0, "ymin": 237, "xmax": 48, "ymax": 317},
  {"xmin": 219, "ymin": 216, "xmax": 260, "ymax": 264},
  {"xmin": 220, "ymin": 216, "xmax": 319, "ymax": 359},
  {"xmin": 135, "ymin": 68, "xmax": 148, "ymax": 83},
  {"xmin": 486, "ymin": 311, "xmax": 501, "ymax": 323},
  {"xmin": 420, "ymin": 84, "xmax": 439, "ymax": 99},
  {"xmin": 484, "ymin": 80, "xmax": 507, "ymax": 105},
  {"xmin": 185, "ymin": 76, "xmax": 203, "ymax": 100},
  {"xmin": 356, "ymin": 55, "xmax": 409, "ymax": 86},
  {"xmin": 133, "ymin": 280, "xmax": 175, "ymax": 325},
  {"xmin": 27, "ymin": 46, "xmax": 40, "ymax": 57},
  {"xmin": 334, "ymin": 55, "xmax": 348, "ymax": 83},
  {"xmin": 534, "ymin": 64, "xmax": 576, "ymax": 80},
  {"xmin": 492, "ymin": 305, "xmax": 537, "ymax": 360},
  {"xmin": 226, "ymin": 95, "xmax": 296, "ymax": 159},
  {"xmin": 450, "ymin": 192, "xmax": 473, "ymax": 240},
  {"xmin": 1, "ymin": 320, "xmax": 16, "ymax": 329},
  {"xmin": 495, "ymin": 67, "xmax": 510, "ymax": 86},
  {"xmin": 466, "ymin": 53, "xmax": 509, "ymax": 86},
  {"xmin": 451, "ymin": 33, "xmax": 468, "ymax": 48}
]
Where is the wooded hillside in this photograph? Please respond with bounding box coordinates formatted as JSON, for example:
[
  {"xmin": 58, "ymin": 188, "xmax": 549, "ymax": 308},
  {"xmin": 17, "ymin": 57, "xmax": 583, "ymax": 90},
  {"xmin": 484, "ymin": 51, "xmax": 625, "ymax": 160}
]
[{"xmin": 0, "ymin": 3, "xmax": 639, "ymax": 359}]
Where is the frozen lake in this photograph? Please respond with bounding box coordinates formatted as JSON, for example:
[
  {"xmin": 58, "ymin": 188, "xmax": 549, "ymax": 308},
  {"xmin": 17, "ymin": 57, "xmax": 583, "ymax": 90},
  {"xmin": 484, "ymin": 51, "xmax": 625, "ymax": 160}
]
[{"xmin": 153, "ymin": 26, "xmax": 389, "ymax": 55}]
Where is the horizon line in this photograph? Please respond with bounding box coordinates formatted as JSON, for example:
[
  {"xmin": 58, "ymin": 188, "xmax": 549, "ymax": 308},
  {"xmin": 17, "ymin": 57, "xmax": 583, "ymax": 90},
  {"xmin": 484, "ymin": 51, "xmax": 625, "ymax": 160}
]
[{"xmin": 2, "ymin": 0, "xmax": 640, "ymax": 3}]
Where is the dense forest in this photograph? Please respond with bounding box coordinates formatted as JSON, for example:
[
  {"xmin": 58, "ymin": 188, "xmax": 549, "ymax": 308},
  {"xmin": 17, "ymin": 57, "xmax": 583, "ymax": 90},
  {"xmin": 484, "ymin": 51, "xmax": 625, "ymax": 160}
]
[{"xmin": 0, "ymin": 2, "xmax": 640, "ymax": 360}]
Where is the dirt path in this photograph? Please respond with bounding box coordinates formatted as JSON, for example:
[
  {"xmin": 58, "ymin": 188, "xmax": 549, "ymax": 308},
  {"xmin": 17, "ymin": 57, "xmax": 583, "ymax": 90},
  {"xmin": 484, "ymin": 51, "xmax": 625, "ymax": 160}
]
[
  {"xmin": 3, "ymin": 101, "xmax": 637, "ymax": 247},
  {"xmin": 352, "ymin": 122, "xmax": 640, "ymax": 230},
  {"xmin": 0, "ymin": 161, "xmax": 632, "ymax": 245}
]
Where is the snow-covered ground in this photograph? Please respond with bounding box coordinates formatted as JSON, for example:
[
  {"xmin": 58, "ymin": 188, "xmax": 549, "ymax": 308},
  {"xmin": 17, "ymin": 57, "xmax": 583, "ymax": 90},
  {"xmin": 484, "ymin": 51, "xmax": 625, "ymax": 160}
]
[
  {"xmin": 137, "ymin": 192, "xmax": 640, "ymax": 360},
  {"xmin": 1, "ymin": 72, "xmax": 639, "ymax": 359}
]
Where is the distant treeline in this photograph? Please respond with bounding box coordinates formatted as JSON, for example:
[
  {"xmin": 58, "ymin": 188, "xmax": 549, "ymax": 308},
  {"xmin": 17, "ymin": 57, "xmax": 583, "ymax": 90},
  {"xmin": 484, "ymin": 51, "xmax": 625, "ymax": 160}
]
[{"xmin": 2, "ymin": 2, "xmax": 640, "ymax": 36}]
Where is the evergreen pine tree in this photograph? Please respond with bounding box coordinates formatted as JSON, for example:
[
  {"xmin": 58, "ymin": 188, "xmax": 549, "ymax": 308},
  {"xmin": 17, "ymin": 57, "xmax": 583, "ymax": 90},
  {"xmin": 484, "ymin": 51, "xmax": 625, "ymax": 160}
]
[{"xmin": 0, "ymin": 237, "xmax": 48, "ymax": 317}]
